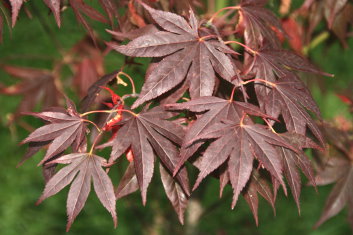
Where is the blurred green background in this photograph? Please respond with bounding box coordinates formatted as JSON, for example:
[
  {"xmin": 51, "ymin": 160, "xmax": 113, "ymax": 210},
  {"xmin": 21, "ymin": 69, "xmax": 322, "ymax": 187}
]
[{"xmin": 0, "ymin": 1, "xmax": 352, "ymax": 234}]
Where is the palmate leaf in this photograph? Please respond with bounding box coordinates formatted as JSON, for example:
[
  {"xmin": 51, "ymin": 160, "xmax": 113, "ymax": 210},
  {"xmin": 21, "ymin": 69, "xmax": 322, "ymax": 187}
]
[
  {"xmin": 165, "ymin": 96, "xmax": 274, "ymax": 174},
  {"xmin": 21, "ymin": 100, "xmax": 86, "ymax": 165},
  {"xmin": 264, "ymin": 74, "xmax": 325, "ymax": 145},
  {"xmin": 185, "ymin": 119, "xmax": 297, "ymax": 208},
  {"xmin": 104, "ymin": 106, "xmax": 189, "ymax": 205},
  {"xmin": 239, "ymin": 0, "xmax": 284, "ymax": 48},
  {"xmin": 244, "ymin": 47, "xmax": 332, "ymax": 109},
  {"xmin": 109, "ymin": 3, "xmax": 237, "ymax": 108},
  {"xmin": 36, "ymin": 153, "xmax": 117, "ymax": 232}
]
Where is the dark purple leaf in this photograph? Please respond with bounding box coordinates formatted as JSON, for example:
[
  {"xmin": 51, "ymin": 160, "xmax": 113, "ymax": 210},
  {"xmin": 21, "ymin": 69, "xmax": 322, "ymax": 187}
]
[
  {"xmin": 37, "ymin": 153, "xmax": 117, "ymax": 231},
  {"xmin": 184, "ymin": 117, "xmax": 297, "ymax": 207},
  {"xmin": 166, "ymin": 96, "xmax": 276, "ymax": 175},
  {"xmin": 109, "ymin": 4, "xmax": 237, "ymax": 108},
  {"xmin": 102, "ymin": 106, "xmax": 189, "ymax": 205},
  {"xmin": 21, "ymin": 99, "xmax": 87, "ymax": 165},
  {"xmin": 239, "ymin": 0, "xmax": 283, "ymax": 48},
  {"xmin": 264, "ymin": 74, "xmax": 325, "ymax": 145}
]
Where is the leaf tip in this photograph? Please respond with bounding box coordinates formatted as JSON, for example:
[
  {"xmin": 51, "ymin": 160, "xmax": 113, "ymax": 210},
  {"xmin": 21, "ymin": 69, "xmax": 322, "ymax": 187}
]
[
  {"xmin": 178, "ymin": 214, "xmax": 185, "ymax": 225},
  {"xmin": 172, "ymin": 166, "xmax": 181, "ymax": 178},
  {"xmin": 326, "ymin": 72, "xmax": 335, "ymax": 78},
  {"xmin": 192, "ymin": 180, "xmax": 201, "ymax": 192},
  {"xmin": 131, "ymin": 100, "xmax": 142, "ymax": 110},
  {"xmin": 35, "ymin": 198, "xmax": 43, "ymax": 206},
  {"xmin": 141, "ymin": 192, "xmax": 147, "ymax": 206},
  {"xmin": 66, "ymin": 221, "xmax": 73, "ymax": 232},
  {"xmin": 113, "ymin": 214, "xmax": 118, "ymax": 228}
]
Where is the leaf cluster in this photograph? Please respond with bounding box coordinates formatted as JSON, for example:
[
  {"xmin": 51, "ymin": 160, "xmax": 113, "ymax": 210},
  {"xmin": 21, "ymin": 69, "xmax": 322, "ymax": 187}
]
[{"xmin": 2, "ymin": 0, "xmax": 353, "ymax": 232}]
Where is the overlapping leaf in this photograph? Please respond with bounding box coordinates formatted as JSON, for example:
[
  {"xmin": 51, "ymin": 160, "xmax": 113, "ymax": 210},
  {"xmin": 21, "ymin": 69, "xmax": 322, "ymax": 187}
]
[
  {"xmin": 185, "ymin": 119, "xmax": 297, "ymax": 207},
  {"xmin": 109, "ymin": 3, "xmax": 237, "ymax": 108},
  {"xmin": 239, "ymin": 0, "xmax": 284, "ymax": 48},
  {"xmin": 21, "ymin": 100, "xmax": 86, "ymax": 165},
  {"xmin": 264, "ymin": 74, "xmax": 324, "ymax": 145},
  {"xmin": 104, "ymin": 106, "xmax": 189, "ymax": 205},
  {"xmin": 9, "ymin": 0, "xmax": 339, "ymax": 230},
  {"xmin": 36, "ymin": 153, "xmax": 117, "ymax": 231},
  {"xmin": 244, "ymin": 47, "xmax": 332, "ymax": 108},
  {"xmin": 165, "ymin": 96, "xmax": 274, "ymax": 174}
]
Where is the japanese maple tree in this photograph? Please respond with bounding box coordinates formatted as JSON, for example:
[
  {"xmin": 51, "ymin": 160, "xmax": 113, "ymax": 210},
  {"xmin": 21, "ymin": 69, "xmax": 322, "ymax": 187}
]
[{"xmin": 1, "ymin": 0, "xmax": 352, "ymax": 232}]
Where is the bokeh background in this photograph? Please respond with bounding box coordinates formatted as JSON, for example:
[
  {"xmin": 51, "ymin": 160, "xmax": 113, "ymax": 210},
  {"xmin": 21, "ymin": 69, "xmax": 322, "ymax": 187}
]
[{"xmin": 0, "ymin": 1, "xmax": 352, "ymax": 234}]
